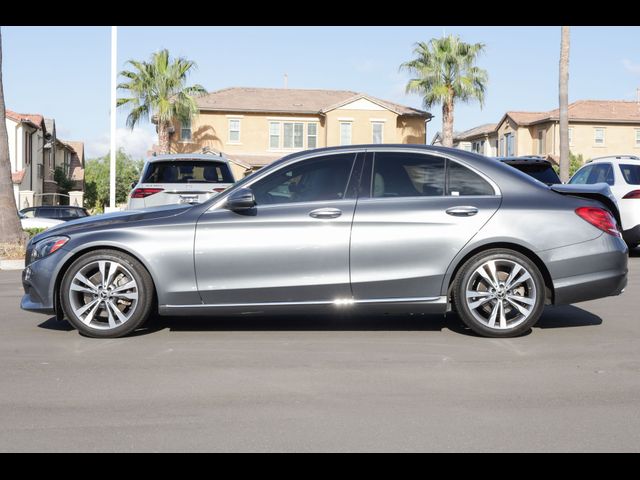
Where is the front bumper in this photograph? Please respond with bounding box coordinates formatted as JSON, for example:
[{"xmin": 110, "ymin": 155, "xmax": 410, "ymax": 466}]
[
  {"xmin": 20, "ymin": 248, "xmax": 72, "ymax": 316},
  {"xmin": 541, "ymin": 233, "xmax": 628, "ymax": 305}
]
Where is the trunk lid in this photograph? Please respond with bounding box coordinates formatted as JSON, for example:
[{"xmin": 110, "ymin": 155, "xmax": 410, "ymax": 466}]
[
  {"xmin": 550, "ymin": 183, "xmax": 621, "ymax": 225},
  {"xmin": 138, "ymin": 182, "xmax": 232, "ymax": 207}
]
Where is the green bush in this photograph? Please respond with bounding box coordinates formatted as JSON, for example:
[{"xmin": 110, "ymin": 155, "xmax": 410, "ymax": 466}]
[
  {"xmin": 553, "ymin": 151, "xmax": 588, "ymax": 178},
  {"xmin": 23, "ymin": 228, "xmax": 47, "ymax": 239}
]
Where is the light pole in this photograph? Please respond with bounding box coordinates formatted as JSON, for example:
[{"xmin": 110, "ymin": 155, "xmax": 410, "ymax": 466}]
[{"xmin": 108, "ymin": 25, "xmax": 118, "ymax": 212}]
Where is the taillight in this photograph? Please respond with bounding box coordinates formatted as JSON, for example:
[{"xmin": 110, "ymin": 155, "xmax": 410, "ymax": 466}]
[
  {"xmin": 130, "ymin": 188, "xmax": 164, "ymax": 199},
  {"xmin": 575, "ymin": 207, "xmax": 622, "ymax": 238},
  {"xmin": 622, "ymin": 190, "xmax": 640, "ymax": 199}
]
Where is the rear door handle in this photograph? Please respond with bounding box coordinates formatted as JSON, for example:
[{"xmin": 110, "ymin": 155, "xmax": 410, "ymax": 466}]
[
  {"xmin": 309, "ymin": 208, "xmax": 342, "ymax": 219},
  {"xmin": 446, "ymin": 206, "xmax": 478, "ymax": 217}
]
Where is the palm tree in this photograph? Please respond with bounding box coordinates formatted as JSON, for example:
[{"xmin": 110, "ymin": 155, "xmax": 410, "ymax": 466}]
[
  {"xmin": 117, "ymin": 49, "xmax": 206, "ymax": 154},
  {"xmin": 401, "ymin": 35, "xmax": 488, "ymax": 148},
  {"xmin": 0, "ymin": 28, "xmax": 25, "ymax": 244},
  {"xmin": 559, "ymin": 26, "xmax": 571, "ymax": 183}
]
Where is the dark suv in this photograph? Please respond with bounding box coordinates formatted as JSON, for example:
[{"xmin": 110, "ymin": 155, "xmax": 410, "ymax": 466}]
[
  {"xmin": 496, "ymin": 156, "xmax": 561, "ymax": 185},
  {"xmin": 20, "ymin": 206, "xmax": 90, "ymax": 222}
]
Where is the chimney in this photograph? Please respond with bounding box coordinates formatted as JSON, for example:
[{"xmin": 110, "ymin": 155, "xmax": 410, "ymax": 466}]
[{"xmin": 284, "ymin": 73, "xmax": 288, "ymax": 89}]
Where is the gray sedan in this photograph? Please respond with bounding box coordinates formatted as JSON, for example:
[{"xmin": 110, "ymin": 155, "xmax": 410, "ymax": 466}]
[{"xmin": 21, "ymin": 145, "xmax": 628, "ymax": 338}]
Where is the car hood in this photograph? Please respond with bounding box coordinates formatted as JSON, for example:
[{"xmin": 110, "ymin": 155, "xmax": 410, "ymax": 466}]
[{"xmin": 32, "ymin": 204, "xmax": 193, "ymax": 242}]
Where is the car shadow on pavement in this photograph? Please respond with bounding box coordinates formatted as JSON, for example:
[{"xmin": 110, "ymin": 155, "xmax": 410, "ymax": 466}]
[{"xmin": 36, "ymin": 305, "xmax": 602, "ymax": 337}]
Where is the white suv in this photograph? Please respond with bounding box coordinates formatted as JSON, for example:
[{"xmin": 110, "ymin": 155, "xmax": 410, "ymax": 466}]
[
  {"xmin": 128, "ymin": 154, "xmax": 236, "ymax": 210},
  {"xmin": 569, "ymin": 155, "xmax": 640, "ymax": 248}
]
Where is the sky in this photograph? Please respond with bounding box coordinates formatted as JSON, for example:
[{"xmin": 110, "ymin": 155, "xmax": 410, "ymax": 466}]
[{"xmin": 3, "ymin": 26, "xmax": 640, "ymax": 159}]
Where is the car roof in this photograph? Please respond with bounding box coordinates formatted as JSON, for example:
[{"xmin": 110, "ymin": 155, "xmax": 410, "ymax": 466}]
[
  {"xmin": 590, "ymin": 155, "xmax": 640, "ymax": 164},
  {"xmin": 22, "ymin": 206, "xmax": 85, "ymax": 210},
  {"xmin": 145, "ymin": 153, "xmax": 230, "ymax": 164}
]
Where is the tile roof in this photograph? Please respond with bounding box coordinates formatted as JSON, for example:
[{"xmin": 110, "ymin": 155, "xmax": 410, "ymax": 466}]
[
  {"xmin": 454, "ymin": 123, "xmax": 497, "ymax": 140},
  {"xmin": 505, "ymin": 100, "xmax": 640, "ymax": 126},
  {"xmin": 195, "ymin": 87, "xmax": 430, "ymax": 117},
  {"xmin": 5, "ymin": 110, "xmax": 44, "ymax": 129}
]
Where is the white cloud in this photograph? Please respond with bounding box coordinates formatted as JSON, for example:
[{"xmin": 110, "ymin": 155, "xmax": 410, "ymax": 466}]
[
  {"xmin": 622, "ymin": 59, "xmax": 640, "ymax": 75},
  {"xmin": 86, "ymin": 127, "xmax": 156, "ymax": 160}
]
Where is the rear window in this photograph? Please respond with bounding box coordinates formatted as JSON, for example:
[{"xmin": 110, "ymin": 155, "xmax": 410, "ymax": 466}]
[
  {"xmin": 619, "ymin": 164, "xmax": 640, "ymax": 185},
  {"xmin": 36, "ymin": 207, "xmax": 59, "ymax": 218},
  {"xmin": 142, "ymin": 160, "xmax": 234, "ymax": 184},
  {"xmin": 509, "ymin": 163, "xmax": 561, "ymax": 185}
]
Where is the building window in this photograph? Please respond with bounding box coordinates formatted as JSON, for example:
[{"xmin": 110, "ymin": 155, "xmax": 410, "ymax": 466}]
[
  {"xmin": 282, "ymin": 123, "xmax": 303, "ymax": 149},
  {"xmin": 37, "ymin": 164, "xmax": 44, "ymax": 179},
  {"xmin": 180, "ymin": 119, "xmax": 192, "ymax": 141},
  {"xmin": 64, "ymin": 151, "xmax": 70, "ymax": 176},
  {"xmin": 538, "ymin": 130, "xmax": 545, "ymax": 155},
  {"xmin": 307, "ymin": 123, "xmax": 318, "ymax": 149},
  {"xmin": 228, "ymin": 119, "xmax": 241, "ymax": 143},
  {"xmin": 500, "ymin": 137, "xmax": 504, "ymax": 156},
  {"xmin": 269, "ymin": 122, "xmax": 280, "ymax": 149},
  {"xmin": 594, "ymin": 128, "xmax": 605, "ymax": 146},
  {"xmin": 569, "ymin": 127, "xmax": 574, "ymax": 146},
  {"xmin": 635, "ymin": 129, "xmax": 640, "ymax": 147},
  {"xmin": 340, "ymin": 122, "xmax": 352, "ymax": 146},
  {"xmin": 504, "ymin": 133, "xmax": 514, "ymax": 156},
  {"xmin": 372, "ymin": 122, "xmax": 384, "ymax": 144}
]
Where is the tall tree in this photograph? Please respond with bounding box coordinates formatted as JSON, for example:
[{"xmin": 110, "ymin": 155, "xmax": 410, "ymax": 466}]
[
  {"xmin": 559, "ymin": 26, "xmax": 571, "ymax": 183},
  {"xmin": 401, "ymin": 35, "xmax": 488, "ymax": 148},
  {"xmin": 117, "ymin": 49, "xmax": 206, "ymax": 154},
  {"xmin": 0, "ymin": 28, "xmax": 24, "ymax": 244}
]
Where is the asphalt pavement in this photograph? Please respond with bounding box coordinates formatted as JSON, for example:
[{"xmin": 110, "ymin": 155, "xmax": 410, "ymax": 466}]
[{"xmin": 1, "ymin": 251, "xmax": 639, "ymax": 452}]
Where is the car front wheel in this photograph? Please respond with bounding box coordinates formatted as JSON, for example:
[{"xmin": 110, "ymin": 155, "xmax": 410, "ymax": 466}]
[
  {"xmin": 60, "ymin": 250, "xmax": 154, "ymax": 338},
  {"xmin": 453, "ymin": 249, "xmax": 546, "ymax": 338}
]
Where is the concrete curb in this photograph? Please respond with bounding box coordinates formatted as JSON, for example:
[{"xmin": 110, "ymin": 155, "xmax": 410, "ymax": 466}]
[{"xmin": 0, "ymin": 259, "xmax": 25, "ymax": 271}]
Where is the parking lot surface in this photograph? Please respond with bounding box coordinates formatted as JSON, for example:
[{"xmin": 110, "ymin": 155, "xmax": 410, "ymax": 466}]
[{"xmin": 0, "ymin": 252, "xmax": 639, "ymax": 452}]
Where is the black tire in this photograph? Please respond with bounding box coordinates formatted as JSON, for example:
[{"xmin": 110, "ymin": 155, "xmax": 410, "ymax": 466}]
[
  {"xmin": 452, "ymin": 249, "xmax": 546, "ymax": 338},
  {"xmin": 60, "ymin": 250, "xmax": 155, "ymax": 338}
]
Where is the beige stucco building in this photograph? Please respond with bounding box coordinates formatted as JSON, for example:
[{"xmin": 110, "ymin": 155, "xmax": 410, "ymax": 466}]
[
  {"xmin": 166, "ymin": 87, "xmax": 432, "ymax": 178},
  {"xmin": 436, "ymin": 100, "xmax": 640, "ymax": 162}
]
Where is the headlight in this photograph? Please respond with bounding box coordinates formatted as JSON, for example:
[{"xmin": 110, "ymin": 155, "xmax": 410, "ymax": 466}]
[{"xmin": 30, "ymin": 236, "xmax": 69, "ymax": 262}]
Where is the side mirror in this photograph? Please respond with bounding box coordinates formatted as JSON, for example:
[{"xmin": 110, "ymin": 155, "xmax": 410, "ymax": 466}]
[{"xmin": 226, "ymin": 187, "xmax": 256, "ymax": 211}]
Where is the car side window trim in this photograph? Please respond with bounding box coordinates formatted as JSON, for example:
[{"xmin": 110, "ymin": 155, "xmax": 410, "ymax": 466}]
[{"xmin": 362, "ymin": 149, "xmax": 500, "ymax": 199}]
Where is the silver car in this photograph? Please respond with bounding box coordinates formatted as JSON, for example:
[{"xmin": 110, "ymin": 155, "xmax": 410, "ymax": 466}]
[
  {"xmin": 128, "ymin": 153, "xmax": 235, "ymax": 209},
  {"xmin": 21, "ymin": 145, "xmax": 628, "ymax": 338}
]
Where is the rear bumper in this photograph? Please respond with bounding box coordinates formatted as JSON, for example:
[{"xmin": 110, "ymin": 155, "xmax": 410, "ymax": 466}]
[
  {"xmin": 622, "ymin": 224, "xmax": 640, "ymax": 246},
  {"xmin": 541, "ymin": 233, "xmax": 628, "ymax": 305}
]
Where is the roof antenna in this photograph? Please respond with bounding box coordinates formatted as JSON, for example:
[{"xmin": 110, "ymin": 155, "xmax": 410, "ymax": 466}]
[{"xmin": 284, "ymin": 73, "xmax": 288, "ymax": 89}]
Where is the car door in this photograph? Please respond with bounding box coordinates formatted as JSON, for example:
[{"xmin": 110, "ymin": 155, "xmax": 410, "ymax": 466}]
[
  {"xmin": 349, "ymin": 150, "xmax": 501, "ymax": 300},
  {"xmin": 194, "ymin": 152, "xmax": 360, "ymax": 305}
]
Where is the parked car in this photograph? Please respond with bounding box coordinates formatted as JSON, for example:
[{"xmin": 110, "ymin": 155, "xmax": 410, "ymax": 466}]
[
  {"xmin": 496, "ymin": 156, "xmax": 561, "ymax": 185},
  {"xmin": 22, "ymin": 145, "xmax": 627, "ymax": 339},
  {"xmin": 19, "ymin": 213, "xmax": 64, "ymax": 230},
  {"xmin": 20, "ymin": 206, "xmax": 90, "ymax": 222},
  {"xmin": 568, "ymin": 155, "xmax": 640, "ymax": 248},
  {"xmin": 128, "ymin": 154, "xmax": 236, "ymax": 209}
]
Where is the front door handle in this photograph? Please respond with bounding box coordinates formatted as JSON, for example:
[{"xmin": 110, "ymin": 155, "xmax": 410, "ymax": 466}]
[
  {"xmin": 446, "ymin": 206, "xmax": 478, "ymax": 217},
  {"xmin": 309, "ymin": 208, "xmax": 342, "ymax": 219}
]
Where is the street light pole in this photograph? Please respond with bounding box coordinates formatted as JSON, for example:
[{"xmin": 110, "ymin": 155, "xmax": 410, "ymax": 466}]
[{"xmin": 109, "ymin": 26, "xmax": 117, "ymax": 211}]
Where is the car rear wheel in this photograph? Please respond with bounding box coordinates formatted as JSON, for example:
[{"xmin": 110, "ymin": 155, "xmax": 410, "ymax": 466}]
[
  {"xmin": 60, "ymin": 250, "xmax": 154, "ymax": 338},
  {"xmin": 453, "ymin": 249, "xmax": 546, "ymax": 338}
]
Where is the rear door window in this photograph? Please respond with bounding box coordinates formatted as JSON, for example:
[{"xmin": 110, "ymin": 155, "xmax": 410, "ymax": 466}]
[
  {"xmin": 569, "ymin": 165, "xmax": 593, "ymax": 184},
  {"xmin": 372, "ymin": 152, "xmax": 445, "ymax": 197},
  {"xmin": 447, "ymin": 161, "xmax": 495, "ymax": 195},
  {"xmin": 143, "ymin": 160, "xmax": 234, "ymax": 184},
  {"xmin": 619, "ymin": 164, "xmax": 640, "ymax": 185}
]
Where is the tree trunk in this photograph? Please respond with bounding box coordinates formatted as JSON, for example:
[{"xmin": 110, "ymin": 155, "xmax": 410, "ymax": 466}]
[
  {"xmin": 559, "ymin": 26, "xmax": 570, "ymax": 183},
  {"xmin": 442, "ymin": 98, "xmax": 454, "ymax": 148},
  {"xmin": 158, "ymin": 122, "xmax": 171, "ymax": 154},
  {"xmin": 0, "ymin": 28, "xmax": 25, "ymax": 244}
]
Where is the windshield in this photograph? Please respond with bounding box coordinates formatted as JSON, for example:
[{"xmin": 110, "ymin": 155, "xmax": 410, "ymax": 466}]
[
  {"xmin": 508, "ymin": 163, "xmax": 561, "ymax": 185},
  {"xmin": 619, "ymin": 164, "xmax": 640, "ymax": 185},
  {"xmin": 142, "ymin": 160, "xmax": 234, "ymax": 184}
]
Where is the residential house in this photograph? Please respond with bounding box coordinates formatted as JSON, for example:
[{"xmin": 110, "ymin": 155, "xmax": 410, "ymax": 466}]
[
  {"xmin": 5, "ymin": 110, "xmax": 85, "ymax": 209},
  {"xmin": 432, "ymin": 124, "xmax": 497, "ymax": 156},
  {"xmin": 164, "ymin": 87, "xmax": 433, "ymax": 178}
]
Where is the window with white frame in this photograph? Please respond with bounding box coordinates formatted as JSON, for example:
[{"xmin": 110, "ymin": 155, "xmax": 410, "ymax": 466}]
[
  {"xmin": 269, "ymin": 122, "xmax": 280, "ymax": 149},
  {"xmin": 569, "ymin": 127, "xmax": 574, "ymax": 146},
  {"xmin": 228, "ymin": 119, "xmax": 241, "ymax": 143},
  {"xmin": 307, "ymin": 123, "xmax": 318, "ymax": 148},
  {"xmin": 372, "ymin": 122, "xmax": 384, "ymax": 144},
  {"xmin": 635, "ymin": 129, "xmax": 640, "ymax": 147},
  {"xmin": 340, "ymin": 122, "xmax": 352, "ymax": 146},
  {"xmin": 594, "ymin": 128, "xmax": 605, "ymax": 146},
  {"xmin": 180, "ymin": 118, "xmax": 192, "ymax": 141}
]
